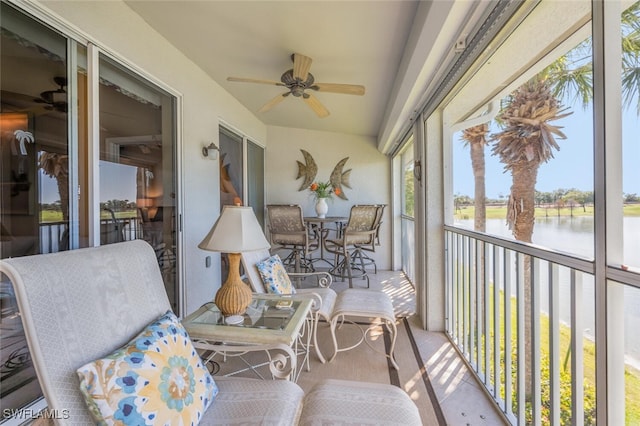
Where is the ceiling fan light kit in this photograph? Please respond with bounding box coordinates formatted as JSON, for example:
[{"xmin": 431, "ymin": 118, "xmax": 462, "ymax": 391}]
[
  {"xmin": 34, "ymin": 76, "xmax": 68, "ymax": 113},
  {"xmin": 227, "ymin": 53, "xmax": 365, "ymax": 118}
]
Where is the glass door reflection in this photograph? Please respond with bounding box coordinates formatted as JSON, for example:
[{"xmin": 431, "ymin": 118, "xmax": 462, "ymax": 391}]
[{"xmin": 98, "ymin": 54, "xmax": 178, "ymax": 311}]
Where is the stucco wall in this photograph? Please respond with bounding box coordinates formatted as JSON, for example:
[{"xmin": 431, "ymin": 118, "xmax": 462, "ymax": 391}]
[{"xmin": 265, "ymin": 125, "xmax": 392, "ymax": 270}]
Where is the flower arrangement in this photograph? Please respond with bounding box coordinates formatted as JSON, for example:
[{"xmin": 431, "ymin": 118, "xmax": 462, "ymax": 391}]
[{"xmin": 309, "ymin": 181, "xmax": 341, "ymax": 199}]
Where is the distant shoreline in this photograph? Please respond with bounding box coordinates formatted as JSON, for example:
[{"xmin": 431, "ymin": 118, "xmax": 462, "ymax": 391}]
[{"xmin": 455, "ymin": 203, "xmax": 640, "ymax": 220}]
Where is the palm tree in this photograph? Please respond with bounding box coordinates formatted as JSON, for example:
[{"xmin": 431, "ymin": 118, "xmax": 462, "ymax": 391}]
[
  {"xmin": 491, "ymin": 78, "xmax": 572, "ymax": 241},
  {"xmin": 39, "ymin": 152, "xmax": 69, "ymax": 221},
  {"xmin": 491, "ymin": 0, "xmax": 640, "ymax": 239},
  {"xmin": 460, "ymin": 124, "xmax": 489, "ymax": 232},
  {"xmin": 39, "ymin": 152, "xmax": 69, "ymax": 250}
]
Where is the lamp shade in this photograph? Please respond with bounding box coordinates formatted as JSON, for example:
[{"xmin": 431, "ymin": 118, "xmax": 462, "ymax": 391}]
[{"xmin": 198, "ymin": 205, "xmax": 270, "ymax": 253}]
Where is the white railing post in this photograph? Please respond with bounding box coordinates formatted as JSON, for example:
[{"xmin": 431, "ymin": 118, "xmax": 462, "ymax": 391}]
[
  {"xmin": 532, "ymin": 257, "xmax": 541, "ymax": 426},
  {"xmin": 571, "ymin": 269, "xmax": 584, "ymax": 425},
  {"xmin": 517, "ymin": 252, "xmax": 525, "ymax": 425},
  {"xmin": 549, "ymin": 263, "xmax": 560, "ymax": 425},
  {"xmin": 493, "ymin": 244, "xmax": 501, "ymax": 400},
  {"xmin": 504, "ymin": 249, "xmax": 513, "ymax": 418},
  {"xmin": 484, "ymin": 242, "xmax": 491, "ymax": 388}
]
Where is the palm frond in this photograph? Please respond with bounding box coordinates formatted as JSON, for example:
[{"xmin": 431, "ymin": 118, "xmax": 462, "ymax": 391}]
[
  {"xmin": 549, "ymin": 63, "xmax": 592, "ymax": 108},
  {"xmin": 622, "ymin": 56, "xmax": 640, "ymax": 114},
  {"xmin": 622, "ymin": 1, "xmax": 640, "ymax": 34},
  {"xmin": 459, "ymin": 124, "xmax": 489, "ymax": 148}
]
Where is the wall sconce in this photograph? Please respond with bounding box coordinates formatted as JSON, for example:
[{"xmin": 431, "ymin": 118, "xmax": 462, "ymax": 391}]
[{"xmin": 202, "ymin": 142, "xmax": 219, "ymax": 160}]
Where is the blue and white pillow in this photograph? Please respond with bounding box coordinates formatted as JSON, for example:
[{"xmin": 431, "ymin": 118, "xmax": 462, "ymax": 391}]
[
  {"xmin": 256, "ymin": 254, "xmax": 295, "ymax": 295},
  {"xmin": 76, "ymin": 310, "xmax": 217, "ymax": 425}
]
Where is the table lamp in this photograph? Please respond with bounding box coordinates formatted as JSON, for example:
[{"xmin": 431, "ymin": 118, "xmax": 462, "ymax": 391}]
[{"xmin": 198, "ymin": 205, "xmax": 270, "ymax": 323}]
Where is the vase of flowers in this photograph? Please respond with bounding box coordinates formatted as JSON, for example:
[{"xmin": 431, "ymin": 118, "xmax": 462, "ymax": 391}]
[
  {"xmin": 309, "ymin": 181, "xmax": 341, "ymax": 218},
  {"xmin": 315, "ymin": 197, "xmax": 329, "ymax": 218}
]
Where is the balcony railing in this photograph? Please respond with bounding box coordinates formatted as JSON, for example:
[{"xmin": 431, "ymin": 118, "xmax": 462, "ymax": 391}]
[
  {"xmin": 445, "ymin": 225, "xmax": 601, "ymax": 425},
  {"xmin": 39, "ymin": 217, "xmax": 143, "ymax": 253}
]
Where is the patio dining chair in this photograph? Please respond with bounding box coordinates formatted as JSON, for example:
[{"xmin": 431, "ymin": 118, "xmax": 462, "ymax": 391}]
[
  {"xmin": 266, "ymin": 204, "xmax": 319, "ymax": 272},
  {"xmin": 325, "ymin": 204, "xmax": 381, "ymax": 288},
  {"xmin": 349, "ymin": 203, "xmax": 386, "ymax": 273}
]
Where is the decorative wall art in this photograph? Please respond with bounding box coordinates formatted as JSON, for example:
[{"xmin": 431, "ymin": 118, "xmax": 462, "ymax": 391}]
[
  {"xmin": 1, "ymin": 113, "xmax": 35, "ymax": 215},
  {"xmin": 296, "ymin": 149, "xmax": 317, "ymax": 191},
  {"xmin": 295, "ymin": 149, "xmax": 352, "ymax": 200}
]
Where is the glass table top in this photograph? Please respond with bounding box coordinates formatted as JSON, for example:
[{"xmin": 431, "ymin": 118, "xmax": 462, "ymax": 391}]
[{"xmin": 190, "ymin": 297, "xmax": 302, "ymax": 331}]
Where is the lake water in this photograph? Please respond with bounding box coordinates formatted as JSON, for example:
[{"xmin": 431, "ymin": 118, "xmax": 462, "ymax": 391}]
[{"xmin": 455, "ymin": 216, "xmax": 640, "ymax": 369}]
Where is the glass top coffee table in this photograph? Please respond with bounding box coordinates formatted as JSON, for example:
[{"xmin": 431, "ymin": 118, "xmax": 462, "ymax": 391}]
[{"xmin": 183, "ymin": 293, "xmax": 312, "ymax": 381}]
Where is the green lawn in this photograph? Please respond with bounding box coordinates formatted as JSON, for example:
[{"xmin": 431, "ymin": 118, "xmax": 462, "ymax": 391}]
[
  {"xmin": 481, "ymin": 286, "xmax": 640, "ymax": 424},
  {"xmin": 40, "ymin": 209, "xmax": 137, "ymax": 223},
  {"xmin": 40, "ymin": 210, "xmax": 62, "ymax": 222}
]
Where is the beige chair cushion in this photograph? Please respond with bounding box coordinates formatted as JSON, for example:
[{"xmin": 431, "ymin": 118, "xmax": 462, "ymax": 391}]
[
  {"xmin": 300, "ymin": 379, "xmax": 422, "ymax": 425},
  {"xmin": 200, "ymin": 377, "xmax": 304, "ymax": 425}
]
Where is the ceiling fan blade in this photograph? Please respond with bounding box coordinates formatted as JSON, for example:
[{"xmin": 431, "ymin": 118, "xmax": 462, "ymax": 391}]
[
  {"xmin": 258, "ymin": 92, "xmax": 289, "ymax": 113},
  {"xmin": 292, "ymin": 53, "xmax": 313, "ymax": 81},
  {"xmin": 227, "ymin": 76, "xmax": 284, "ymax": 86},
  {"xmin": 303, "ymin": 94, "xmax": 330, "ymax": 118},
  {"xmin": 15, "ymin": 104, "xmax": 57, "ymax": 116},
  {"xmin": 311, "ymin": 83, "xmax": 365, "ymax": 96}
]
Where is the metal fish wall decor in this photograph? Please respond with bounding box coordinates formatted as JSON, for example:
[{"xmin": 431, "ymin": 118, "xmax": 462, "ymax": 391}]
[
  {"xmin": 295, "ymin": 149, "xmax": 352, "ymax": 200},
  {"xmin": 329, "ymin": 157, "xmax": 351, "ymax": 200},
  {"xmin": 296, "ymin": 149, "xmax": 318, "ymax": 191}
]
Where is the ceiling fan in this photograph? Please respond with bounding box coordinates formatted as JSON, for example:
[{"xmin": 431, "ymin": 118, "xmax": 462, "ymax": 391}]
[
  {"xmin": 34, "ymin": 76, "xmax": 68, "ymax": 113},
  {"xmin": 227, "ymin": 53, "xmax": 365, "ymax": 118}
]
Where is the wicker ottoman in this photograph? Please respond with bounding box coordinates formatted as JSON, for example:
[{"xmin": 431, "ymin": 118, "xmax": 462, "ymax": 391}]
[
  {"xmin": 328, "ymin": 288, "xmax": 398, "ymax": 369},
  {"xmin": 300, "ymin": 379, "xmax": 422, "ymax": 425}
]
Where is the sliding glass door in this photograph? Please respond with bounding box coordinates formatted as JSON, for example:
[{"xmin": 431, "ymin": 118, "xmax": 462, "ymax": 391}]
[
  {"xmin": 0, "ymin": 3, "xmax": 70, "ymax": 416},
  {"xmin": 0, "ymin": 3, "xmax": 178, "ymax": 421},
  {"xmin": 97, "ymin": 54, "xmax": 178, "ymax": 310},
  {"xmin": 247, "ymin": 139, "xmax": 265, "ymax": 227},
  {"xmin": 218, "ymin": 125, "xmax": 265, "ymax": 227}
]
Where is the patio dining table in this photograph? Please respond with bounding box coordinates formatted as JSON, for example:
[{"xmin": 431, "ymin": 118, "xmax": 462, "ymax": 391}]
[{"xmin": 304, "ymin": 216, "xmax": 348, "ymax": 267}]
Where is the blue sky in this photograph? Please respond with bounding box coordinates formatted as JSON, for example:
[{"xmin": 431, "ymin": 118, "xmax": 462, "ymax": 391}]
[
  {"xmin": 40, "ymin": 160, "xmax": 137, "ymax": 204},
  {"xmin": 453, "ymin": 104, "xmax": 640, "ymax": 199}
]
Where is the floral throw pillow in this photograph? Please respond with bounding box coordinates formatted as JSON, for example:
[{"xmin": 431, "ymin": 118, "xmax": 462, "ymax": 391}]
[
  {"xmin": 256, "ymin": 254, "xmax": 295, "ymax": 295},
  {"xmin": 76, "ymin": 310, "xmax": 217, "ymax": 425}
]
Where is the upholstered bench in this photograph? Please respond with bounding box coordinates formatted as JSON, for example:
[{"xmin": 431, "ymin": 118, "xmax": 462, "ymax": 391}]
[{"xmin": 329, "ymin": 288, "xmax": 399, "ymax": 369}]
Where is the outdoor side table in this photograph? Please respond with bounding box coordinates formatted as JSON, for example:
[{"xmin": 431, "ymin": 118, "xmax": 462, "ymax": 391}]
[{"xmin": 183, "ymin": 293, "xmax": 312, "ymax": 382}]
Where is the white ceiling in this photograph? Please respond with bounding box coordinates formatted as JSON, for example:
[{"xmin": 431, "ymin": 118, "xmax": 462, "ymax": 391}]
[{"xmin": 126, "ymin": 0, "xmax": 484, "ymax": 150}]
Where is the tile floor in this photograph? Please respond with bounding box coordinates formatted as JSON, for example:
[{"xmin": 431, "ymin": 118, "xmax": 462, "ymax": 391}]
[
  {"xmin": 406, "ymin": 316, "xmax": 507, "ymax": 425},
  {"xmin": 329, "ymin": 269, "xmax": 508, "ymax": 425}
]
